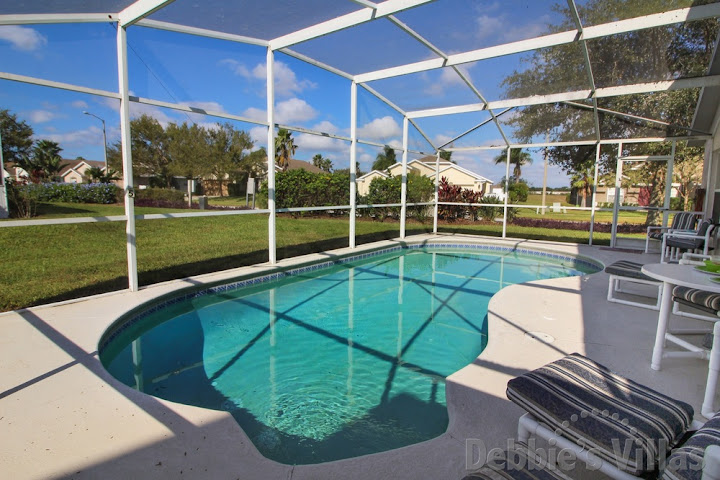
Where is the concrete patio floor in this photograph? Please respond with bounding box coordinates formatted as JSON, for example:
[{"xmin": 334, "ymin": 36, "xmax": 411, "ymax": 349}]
[{"xmin": 1, "ymin": 233, "xmax": 717, "ymax": 480}]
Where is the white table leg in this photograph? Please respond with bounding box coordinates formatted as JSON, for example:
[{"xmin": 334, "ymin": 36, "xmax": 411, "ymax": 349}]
[
  {"xmin": 702, "ymin": 321, "xmax": 720, "ymax": 418},
  {"xmin": 651, "ymin": 281, "xmax": 674, "ymax": 370}
]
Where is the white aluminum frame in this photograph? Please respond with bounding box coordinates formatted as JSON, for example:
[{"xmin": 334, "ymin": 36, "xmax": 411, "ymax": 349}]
[{"xmin": 0, "ymin": 0, "xmax": 718, "ymax": 295}]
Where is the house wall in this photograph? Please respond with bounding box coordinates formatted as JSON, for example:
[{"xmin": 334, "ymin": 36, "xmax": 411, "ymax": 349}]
[
  {"xmin": 356, "ymin": 171, "xmax": 387, "ymax": 196},
  {"xmin": 63, "ymin": 171, "xmax": 84, "ymax": 183}
]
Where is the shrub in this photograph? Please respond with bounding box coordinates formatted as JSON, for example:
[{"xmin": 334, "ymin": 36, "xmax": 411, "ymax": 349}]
[
  {"xmin": 135, "ymin": 187, "xmax": 185, "ymax": 203},
  {"xmin": 507, "ymin": 181, "xmax": 529, "ymax": 203},
  {"xmin": 18, "ymin": 182, "xmax": 120, "ymax": 204},
  {"xmin": 6, "ymin": 179, "xmax": 39, "ymax": 218},
  {"xmin": 258, "ymin": 170, "xmax": 351, "ymax": 213}
]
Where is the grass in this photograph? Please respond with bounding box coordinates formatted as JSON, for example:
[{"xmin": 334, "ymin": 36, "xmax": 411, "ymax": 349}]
[{"xmin": 0, "ymin": 201, "xmax": 648, "ymax": 312}]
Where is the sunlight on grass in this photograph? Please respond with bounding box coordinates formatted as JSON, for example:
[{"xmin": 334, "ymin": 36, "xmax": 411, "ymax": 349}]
[{"xmin": 1, "ymin": 202, "xmax": 649, "ymax": 311}]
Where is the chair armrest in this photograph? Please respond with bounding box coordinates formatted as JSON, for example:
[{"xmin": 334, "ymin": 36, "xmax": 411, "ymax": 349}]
[{"xmin": 680, "ymin": 253, "xmax": 713, "ymax": 265}]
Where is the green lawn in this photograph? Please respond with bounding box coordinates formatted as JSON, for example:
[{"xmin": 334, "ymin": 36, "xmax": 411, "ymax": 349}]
[{"xmin": 0, "ymin": 201, "xmax": 646, "ymax": 311}]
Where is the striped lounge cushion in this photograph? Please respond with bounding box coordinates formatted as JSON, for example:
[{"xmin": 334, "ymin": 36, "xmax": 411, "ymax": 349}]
[
  {"xmin": 672, "ymin": 286, "xmax": 720, "ymax": 315},
  {"xmin": 604, "ymin": 260, "xmax": 655, "ymax": 281},
  {"xmin": 662, "ymin": 412, "xmax": 720, "ymax": 480},
  {"xmin": 649, "ymin": 213, "xmax": 699, "ymax": 240},
  {"xmin": 666, "ymin": 221, "xmax": 713, "ymax": 251},
  {"xmin": 463, "ymin": 441, "xmax": 572, "ymax": 480},
  {"xmin": 506, "ymin": 353, "xmax": 694, "ymax": 476}
]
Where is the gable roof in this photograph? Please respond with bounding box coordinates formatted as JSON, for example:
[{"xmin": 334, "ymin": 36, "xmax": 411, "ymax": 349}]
[
  {"xmin": 357, "ymin": 170, "xmax": 390, "ymax": 181},
  {"xmin": 58, "ymin": 159, "xmax": 104, "ymax": 177},
  {"xmin": 382, "ymin": 157, "xmax": 494, "ymax": 184}
]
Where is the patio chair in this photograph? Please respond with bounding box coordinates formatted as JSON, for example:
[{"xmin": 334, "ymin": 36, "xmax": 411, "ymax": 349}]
[
  {"xmin": 463, "ymin": 410, "xmax": 720, "ymax": 480},
  {"xmin": 605, "ymin": 260, "xmax": 662, "ymax": 310},
  {"xmin": 661, "ymin": 220, "xmax": 716, "ymax": 264},
  {"xmin": 645, "ymin": 212, "xmax": 699, "ymax": 254},
  {"xmin": 505, "ymin": 353, "xmax": 696, "ymax": 480}
]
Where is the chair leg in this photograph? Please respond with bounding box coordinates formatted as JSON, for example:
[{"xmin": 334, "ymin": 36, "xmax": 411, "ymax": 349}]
[{"xmin": 702, "ymin": 322, "xmax": 720, "ymax": 418}]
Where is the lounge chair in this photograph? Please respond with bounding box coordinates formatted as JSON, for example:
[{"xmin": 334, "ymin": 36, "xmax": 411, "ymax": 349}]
[
  {"xmin": 646, "ymin": 212, "xmax": 699, "ymax": 254},
  {"xmin": 463, "ymin": 411, "xmax": 720, "ymax": 480},
  {"xmin": 505, "ymin": 353, "xmax": 696, "ymax": 480},
  {"xmin": 661, "ymin": 220, "xmax": 716, "ymax": 264},
  {"xmin": 605, "ymin": 260, "xmax": 662, "ymax": 310}
]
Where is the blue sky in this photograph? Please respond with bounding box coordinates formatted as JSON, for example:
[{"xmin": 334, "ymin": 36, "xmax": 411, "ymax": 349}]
[{"xmin": 0, "ymin": 1, "xmax": 577, "ymax": 187}]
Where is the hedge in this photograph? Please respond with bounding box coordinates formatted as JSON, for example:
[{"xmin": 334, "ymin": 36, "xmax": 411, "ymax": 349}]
[{"xmin": 21, "ymin": 182, "xmax": 121, "ymax": 204}]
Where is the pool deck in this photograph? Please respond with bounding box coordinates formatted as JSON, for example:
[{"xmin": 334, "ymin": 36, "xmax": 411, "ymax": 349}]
[{"xmin": 1, "ymin": 233, "xmax": 717, "ymax": 480}]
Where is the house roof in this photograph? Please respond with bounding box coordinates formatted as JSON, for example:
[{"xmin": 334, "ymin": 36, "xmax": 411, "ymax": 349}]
[
  {"xmin": 357, "ymin": 170, "xmax": 390, "ymax": 181},
  {"xmin": 383, "ymin": 157, "xmax": 493, "ymax": 184},
  {"xmin": 58, "ymin": 159, "xmax": 104, "ymax": 177}
]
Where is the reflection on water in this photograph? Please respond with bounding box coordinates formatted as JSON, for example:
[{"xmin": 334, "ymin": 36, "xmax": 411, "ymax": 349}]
[{"xmin": 101, "ymin": 249, "xmax": 589, "ymax": 464}]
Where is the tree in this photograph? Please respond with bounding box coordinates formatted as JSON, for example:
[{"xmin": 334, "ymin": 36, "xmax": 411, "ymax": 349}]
[
  {"xmin": 312, "ymin": 153, "xmax": 333, "ymax": 172},
  {"xmin": 167, "ymin": 122, "xmax": 211, "ymax": 204},
  {"xmin": 493, "ymin": 148, "xmax": 533, "ymax": 179},
  {"xmin": 85, "ymin": 166, "xmax": 121, "ymax": 183},
  {"xmin": 16, "ymin": 140, "xmax": 66, "ymax": 183},
  {"xmin": 0, "ymin": 109, "xmax": 33, "ymax": 164},
  {"xmin": 439, "ymin": 150, "xmax": 455, "ymax": 163},
  {"xmin": 207, "ymin": 123, "xmax": 254, "ymax": 196},
  {"xmin": 243, "ymin": 147, "xmax": 268, "ymax": 176},
  {"xmin": 499, "ymin": 0, "xmax": 717, "ymax": 223},
  {"xmin": 372, "ymin": 145, "xmax": 397, "ymax": 171},
  {"xmin": 108, "ymin": 115, "xmax": 173, "ymax": 188},
  {"xmin": 274, "ymin": 128, "xmax": 297, "ymax": 172},
  {"xmin": 570, "ymin": 165, "xmax": 594, "ymax": 208}
]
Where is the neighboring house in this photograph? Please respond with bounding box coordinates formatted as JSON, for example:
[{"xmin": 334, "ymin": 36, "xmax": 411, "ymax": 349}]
[
  {"xmin": 4, "ymin": 159, "xmax": 107, "ymax": 184},
  {"xmin": 594, "ymin": 181, "xmax": 681, "ymax": 206},
  {"xmin": 59, "ymin": 159, "xmax": 106, "ymax": 183},
  {"xmin": 2, "ymin": 163, "xmax": 28, "ymax": 182},
  {"xmin": 356, "ymin": 156, "xmax": 494, "ymax": 197}
]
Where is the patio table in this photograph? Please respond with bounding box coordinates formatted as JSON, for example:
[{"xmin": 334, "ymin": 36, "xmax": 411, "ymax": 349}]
[{"xmin": 642, "ymin": 262, "xmax": 720, "ymax": 417}]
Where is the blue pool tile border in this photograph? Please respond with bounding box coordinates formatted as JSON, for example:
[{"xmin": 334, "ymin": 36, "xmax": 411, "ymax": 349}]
[{"xmin": 99, "ymin": 243, "xmax": 602, "ymax": 353}]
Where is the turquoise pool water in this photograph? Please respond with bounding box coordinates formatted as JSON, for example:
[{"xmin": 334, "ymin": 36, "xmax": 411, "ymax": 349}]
[{"xmin": 100, "ymin": 247, "xmax": 598, "ymax": 464}]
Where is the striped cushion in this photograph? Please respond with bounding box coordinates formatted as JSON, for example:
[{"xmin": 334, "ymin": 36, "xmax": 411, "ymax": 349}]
[
  {"xmin": 666, "ymin": 221, "xmax": 713, "ymax": 251},
  {"xmin": 506, "ymin": 353, "xmax": 694, "ymax": 476},
  {"xmin": 648, "ymin": 214, "xmax": 698, "ymax": 240},
  {"xmin": 672, "ymin": 286, "xmax": 720, "ymax": 315},
  {"xmin": 674, "ymin": 212, "xmax": 699, "ymax": 231},
  {"xmin": 662, "ymin": 412, "xmax": 720, "ymax": 480},
  {"xmin": 463, "ymin": 442, "xmax": 572, "ymax": 480},
  {"xmin": 605, "ymin": 260, "xmax": 655, "ymax": 281}
]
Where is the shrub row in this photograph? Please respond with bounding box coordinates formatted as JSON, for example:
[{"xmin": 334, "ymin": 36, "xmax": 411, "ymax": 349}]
[
  {"xmin": 511, "ymin": 217, "xmax": 647, "ymax": 233},
  {"xmin": 19, "ymin": 182, "xmax": 121, "ymax": 204},
  {"xmin": 259, "ymin": 170, "xmax": 351, "ymax": 211}
]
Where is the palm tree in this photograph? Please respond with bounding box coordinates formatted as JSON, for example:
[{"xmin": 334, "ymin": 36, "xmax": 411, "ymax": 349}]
[
  {"xmin": 274, "ymin": 128, "xmax": 297, "ymax": 172},
  {"xmin": 16, "ymin": 139, "xmax": 66, "ymax": 182},
  {"xmin": 372, "ymin": 145, "xmax": 397, "ymax": 171},
  {"xmin": 570, "ymin": 165, "xmax": 594, "ymax": 207},
  {"xmin": 86, "ymin": 166, "xmax": 121, "ymax": 183},
  {"xmin": 312, "ymin": 153, "xmax": 333, "ymax": 172},
  {"xmin": 493, "ymin": 148, "xmax": 532, "ymax": 179}
]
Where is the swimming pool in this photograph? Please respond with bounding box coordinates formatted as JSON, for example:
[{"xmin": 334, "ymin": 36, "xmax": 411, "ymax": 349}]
[{"xmin": 100, "ymin": 244, "xmax": 600, "ymax": 464}]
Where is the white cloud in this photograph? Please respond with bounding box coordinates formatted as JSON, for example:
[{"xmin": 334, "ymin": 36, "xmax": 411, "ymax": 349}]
[
  {"xmin": 0, "ymin": 26, "xmax": 47, "ymax": 51},
  {"xmin": 475, "ymin": 14, "xmax": 550, "ymax": 44},
  {"xmin": 220, "ymin": 59, "xmax": 316, "ymax": 97},
  {"xmin": 357, "ymin": 116, "xmax": 402, "ymax": 141},
  {"xmin": 243, "ymin": 99, "xmax": 318, "ymax": 125},
  {"xmin": 43, "ymin": 126, "xmax": 104, "ymax": 148},
  {"xmin": 242, "ymin": 107, "xmax": 267, "ymax": 122},
  {"xmin": 275, "ymin": 98, "xmax": 317, "ymax": 124},
  {"xmin": 249, "ymin": 126, "xmax": 268, "ymax": 149},
  {"xmin": 311, "ymin": 120, "xmax": 340, "ymax": 135},
  {"xmin": 128, "ymin": 102, "xmax": 175, "ymax": 127},
  {"xmin": 27, "ymin": 110, "xmax": 58, "ymax": 124},
  {"xmin": 71, "ymin": 100, "xmax": 89, "ymax": 109},
  {"xmin": 295, "ymin": 133, "xmax": 349, "ymax": 154}
]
